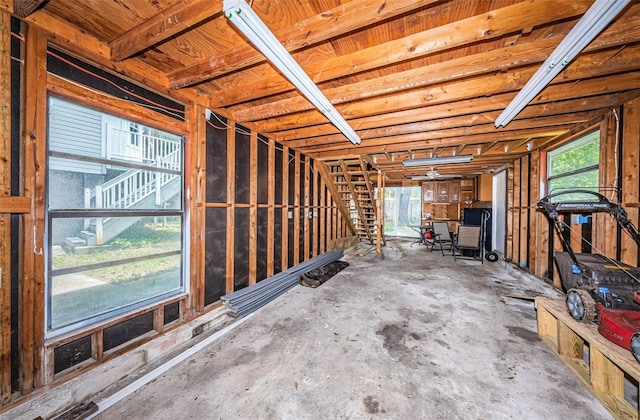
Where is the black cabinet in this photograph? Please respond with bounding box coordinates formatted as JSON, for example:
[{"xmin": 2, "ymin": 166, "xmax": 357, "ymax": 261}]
[{"xmin": 462, "ymin": 208, "xmax": 492, "ymax": 252}]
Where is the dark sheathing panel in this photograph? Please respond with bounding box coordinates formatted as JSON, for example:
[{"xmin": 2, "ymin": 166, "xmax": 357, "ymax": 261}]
[
  {"xmin": 299, "ymin": 209, "xmax": 305, "ymax": 261},
  {"xmin": 54, "ymin": 335, "xmax": 92, "ymax": 374},
  {"xmin": 204, "ymin": 208, "xmax": 226, "ymax": 305},
  {"xmin": 235, "ymin": 126, "xmax": 250, "ymax": 205},
  {"xmin": 257, "ymin": 208, "xmax": 268, "ymax": 282},
  {"xmin": 206, "ymin": 116, "xmax": 227, "ymax": 203},
  {"xmin": 204, "ymin": 115, "xmax": 228, "ymax": 305},
  {"xmin": 288, "ymin": 154, "xmax": 296, "ymax": 265},
  {"xmin": 288, "ymin": 150, "xmax": 295, "ymax": 205},
  {"xmin": 46, "ymin": 48, "xmax": 184, "ymax": 121},
  {"xmin": 275, "ymin": 148, "xmax": 283, "ymax": 205},
  {"xmin": 103, "ymin": 312, "xmax": 154, "ymax": 352},
  {"xmin": 274, "ymin": 208, "xmax": 282, "ymax": 274},
  {"xmin": 257, "ymin": 135, "xmax": 269, "ymax": 204},
  {"xmin": 163, "ymin": 301, "xmax": 180, "ymax": 325},
  {"xmin": 316, "ymin": 172, "xmax": 322, "ymax": 255},
  {"xmin": 256, "ymin": 137, "xmax": 269, "ymax": 281},
  {"xmin": 299, "ymin": 159, "xmax": 305, "ymax": 260},
  {"xmin": 234, "ymin": 208, "xmax": 249, "ymax": 291},
  {"xmin": 582, "ymin": 217, "xmax": 593, "ymax": 254},
  {"xmin": 10, "ymin": 16, "xmax": 21, "ymax": 391},
  {"xmin": 547, "ymin": 217, "xmax": 555, "ymax": 281},
  {"xmin": 288, "ymin": 216, "xmax": 294, "ymax": 265}
]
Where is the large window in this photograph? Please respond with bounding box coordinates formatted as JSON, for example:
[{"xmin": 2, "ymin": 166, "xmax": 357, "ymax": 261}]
[
  {"xmin": 547, "ymin": 130, "xmax": 600, "ymax": 201},
  {"xmin": 46, "ymin": 97, "xmax": 185, "ymax": 336},
  {"xmin": 383, "ymin": 186, "xmax": 422, "ymax": 237}
]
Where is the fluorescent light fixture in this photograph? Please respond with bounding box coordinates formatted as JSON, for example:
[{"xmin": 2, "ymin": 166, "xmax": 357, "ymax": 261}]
[
  {"xmin": 411, "ymin": 175, "xmax": 461, "ymax": 181},
  {"xmin": 495, "ymin": 0, "xmax": 630, "ymax": 127},
  {"xmin": 224, "ymin": 0, "xmax": 361, "ymax": 145},
  {"xmin": 403, "ymin": 154, "xmax": 473, "ymax": 167}
]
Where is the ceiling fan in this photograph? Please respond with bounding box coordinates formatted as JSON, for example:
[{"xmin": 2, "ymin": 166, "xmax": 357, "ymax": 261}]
[
  {"xmin": 425, "ymin": 167, "xmax": 440, "ymax": 179},
  {"xmin": 410, "ymin": 167, "xmax": 462, "ymax": 181}
]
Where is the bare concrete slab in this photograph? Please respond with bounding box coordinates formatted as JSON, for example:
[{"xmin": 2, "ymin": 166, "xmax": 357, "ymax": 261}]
[{"xmin": 96, "ymin": 239, "xmax": 612, "ymax": 419}]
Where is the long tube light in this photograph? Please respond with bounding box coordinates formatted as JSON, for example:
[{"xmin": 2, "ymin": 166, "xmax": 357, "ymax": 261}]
[
  {"xmin": 494, "ymin": 0, "xmax": 630, "ymax": 127},
  {"xmin": 223, "ymin": 0, "xmax": 361, "ymax": 145},
  {"xmin": 403, "ymin": 154, "xmax": 473, "ymax": 167}
]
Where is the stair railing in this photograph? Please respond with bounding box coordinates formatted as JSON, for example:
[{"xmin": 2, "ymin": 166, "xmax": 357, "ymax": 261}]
[{"xmin": 84, "ymin": 131, "xmax": 182, "ymax": 244}]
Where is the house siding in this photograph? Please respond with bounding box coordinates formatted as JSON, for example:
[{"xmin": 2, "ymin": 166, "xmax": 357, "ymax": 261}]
[{"xmin": 48, "ymin": 96, "xmax": 103, "ymax": 174}]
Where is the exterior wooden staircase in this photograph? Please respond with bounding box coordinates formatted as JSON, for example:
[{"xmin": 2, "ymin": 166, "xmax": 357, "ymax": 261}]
[{"xmin": 318, "ymin": 157, "xmax": 384, "ymax": 248}]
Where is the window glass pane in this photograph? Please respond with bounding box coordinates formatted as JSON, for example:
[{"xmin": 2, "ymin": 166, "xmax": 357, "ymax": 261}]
[
  {"xmin": 548, "ymin": 130, "xmax": 599, "ymax": 177},
  {"xmin": 50, "ymin": 217, "xmax": 182, "ymax": 330},
  {"xmin": 47, "ymin": 96, "xmax": 184, "ymax": 335},
  {"xmin": 548, "ymin": 170, "xmax": 599, "ymax": 201},
  {"xmin": 384, "ymin": 189, "xmax": 398, "ymax": 235},
  {"xmin": 384, "ymin": 186, "xmax": 421, "ymax": 237},
  {"xmin": 49, "ymin": 159, "xmax": 182, "ymax": 211},
  {"xmin": 547, "ymin": 130, "xmax": 600, "ymax": 201}
]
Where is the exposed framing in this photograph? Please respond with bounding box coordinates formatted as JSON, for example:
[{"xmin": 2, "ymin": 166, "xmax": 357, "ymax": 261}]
[
  {"xmin": 2, "ymin": 11, "xmax": 365, "ymax": 406},
  {"xmin": 0, "ymin": 10, "xmax": 12, "ymax": 404}
]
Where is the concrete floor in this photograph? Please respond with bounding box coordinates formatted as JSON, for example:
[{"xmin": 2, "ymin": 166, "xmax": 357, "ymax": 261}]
[{"xmin": 91, "ymin": 239, "xmax": 611, "ymax": 419}]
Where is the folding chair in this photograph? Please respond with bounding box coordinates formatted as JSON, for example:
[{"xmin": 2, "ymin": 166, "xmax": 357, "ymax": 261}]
[
  {"xmin": 426, "ymin": 221, "xmax": 453, "ymax": 256},
  {"xmin": 452, "ymin": 225, "xmax": 483, "ymax": 263}
]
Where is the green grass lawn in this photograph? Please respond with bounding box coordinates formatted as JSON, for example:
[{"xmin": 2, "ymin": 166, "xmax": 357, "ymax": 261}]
[{"xmin": 50, "ymin": 218, "xmax": 184, "ymax": 329}]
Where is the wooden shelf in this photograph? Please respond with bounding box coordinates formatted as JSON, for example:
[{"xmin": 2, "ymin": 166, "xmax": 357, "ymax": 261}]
[{"xmin": 536, "ymin": 297, "xmax": 640, "ymax": 420}]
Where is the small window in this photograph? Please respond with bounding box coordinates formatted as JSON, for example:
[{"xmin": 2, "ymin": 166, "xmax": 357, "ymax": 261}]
[
  {"xmin": 383, "ymin": 186, "xmax": 422, "ymax": 237},
  {"xmin": 547, "ymin": 130, "xmax": 600, "ymax": 201},
  {"xmin": 46, "ymin": 96, "xmax": 185, "ymax": 337}
]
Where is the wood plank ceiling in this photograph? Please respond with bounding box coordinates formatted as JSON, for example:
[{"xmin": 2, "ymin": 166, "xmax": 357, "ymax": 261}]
[{"xmin": 8, "ymin": 0, "xmax": 640, "ymax": 183}]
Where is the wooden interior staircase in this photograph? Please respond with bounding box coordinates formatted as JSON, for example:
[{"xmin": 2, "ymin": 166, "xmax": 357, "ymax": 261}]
[{"xmin": 318, "ymin": 157, "xmax": 384, "ymax": 247}]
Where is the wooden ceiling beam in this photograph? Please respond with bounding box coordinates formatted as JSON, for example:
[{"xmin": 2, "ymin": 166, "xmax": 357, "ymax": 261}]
[
  {"xmin": 22, "ymin": 9, "xmax": 110, "ymax": 58},
  {"xmin": 11, "ymin": 9, "xmax": 202, "ymax": 107},
  {"xmin": 253, "ymin": 69, "xmax": 640, "ymax": 135},
  {"xmin": 281, "ymin": 112, "xmax": 594, "ymax": 149},
  {"xmin": 301, "ymin": 127, "xmax": 570, "ymax": 159},
  {"xmin": 12, "ymin": 0, "xmax": 46, "ymax": 18},
  {"xmin": 168, "ymin": 0, "xmax": 440, "ymax": 89},
  {"xmin": 234, "ymin": 37, "xmax": 558, "ymax": 120},
  {"xmin": 208, "ymin": 0, "xmax": 593, "ymax": 107},
  {"xmin": 235, "ymin": 41, "xmax": 640, "ymax": 123},
  {"xmin": 109, "ymin": 0, "xmax": 222, "ymax": 62},
  {"xmin": 297, "ymin": 120, "xmax": 582, "ymax": 154},
  {"xmin": 273, "ymin": 92, "xmax": 624, "ymax": 141}
]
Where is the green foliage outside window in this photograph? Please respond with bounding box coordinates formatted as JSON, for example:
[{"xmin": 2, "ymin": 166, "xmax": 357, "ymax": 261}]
[{"xmin": 547, "ymin": 130, "xmax": 600, "ymax": 201}]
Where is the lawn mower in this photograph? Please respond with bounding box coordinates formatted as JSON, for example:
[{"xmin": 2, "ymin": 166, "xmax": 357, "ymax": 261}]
[{"xmin": 537, "ymin": 190, "xmax": 640, "ymax": 362}]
